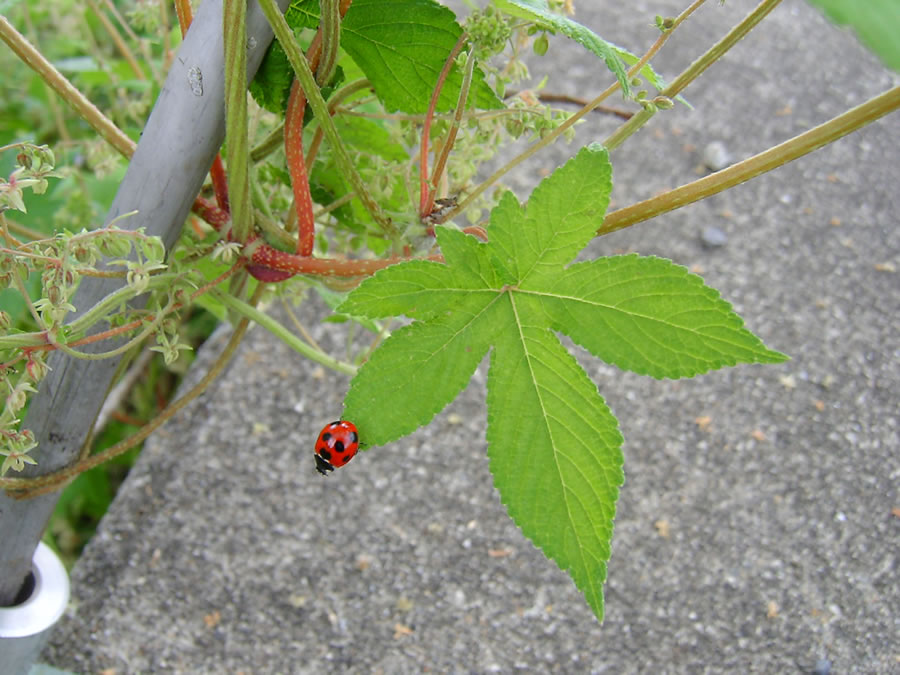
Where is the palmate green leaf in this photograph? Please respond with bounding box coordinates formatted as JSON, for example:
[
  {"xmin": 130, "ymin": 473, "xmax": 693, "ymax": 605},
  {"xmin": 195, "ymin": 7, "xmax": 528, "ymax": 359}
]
[
  {"xmin": 338, "ymin": 144, "xmax": 786, "ymax": 621},
  {"xmin": 285, "ymin": 0, "xmax": 503, "ymax": 113},
  {"xmin": 493, "ymin": 0, "xmax": 631, "ymax": 97}
]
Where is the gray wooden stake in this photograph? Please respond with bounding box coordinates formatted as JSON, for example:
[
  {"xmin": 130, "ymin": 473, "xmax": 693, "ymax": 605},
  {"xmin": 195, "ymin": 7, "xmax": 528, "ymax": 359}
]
[{"xmin": 0, "ymin": 0, "xmax": 290, "ymax": 605}]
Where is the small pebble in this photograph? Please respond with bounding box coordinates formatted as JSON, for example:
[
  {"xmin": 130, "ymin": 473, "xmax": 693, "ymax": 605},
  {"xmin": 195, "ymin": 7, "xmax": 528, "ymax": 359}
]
[
  {"xmin": 703, "ymin": 141, "xmax": 732, "ymax": 171},
  {"xmin": 700, "ymin": 226, "xmax": 728, "ymax": 249}
]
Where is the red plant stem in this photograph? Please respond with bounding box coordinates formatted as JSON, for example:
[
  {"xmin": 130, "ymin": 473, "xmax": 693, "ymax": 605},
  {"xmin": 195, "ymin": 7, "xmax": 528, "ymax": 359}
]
[
  {"xmin": 192, "ymin": 196, "xmax": 231, "ymax": 231},
  {"xmin": 209, "ymin": 155, "xmax": 230, "ymax": 211},
  {"xmin": 419, "ymin": 32, "xmax": 468, "ymax": 221},
  {"xmin": 461, "ymin": 224, "xmax": 487, "ymax": 241},
  {"xmin": 248, "ymin": 239, "xmax": 443, "ymax": 277},
  {"xmin": 285, "ymin": 0, "xmax": 352, "ymax": 257},
  {"xmin": 192, "ymin": 197, "xmax": 434, "ymax": 280},
  {"xmin": 285, "ymin": 78, "xmax": 317, "ymax": 256}
]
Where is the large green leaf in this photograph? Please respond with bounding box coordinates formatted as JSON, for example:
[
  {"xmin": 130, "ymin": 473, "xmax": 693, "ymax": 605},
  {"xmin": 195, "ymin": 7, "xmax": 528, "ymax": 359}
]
[{"xmin": 339, "ymin": 144, "xmax": 786, "ymax": 620}]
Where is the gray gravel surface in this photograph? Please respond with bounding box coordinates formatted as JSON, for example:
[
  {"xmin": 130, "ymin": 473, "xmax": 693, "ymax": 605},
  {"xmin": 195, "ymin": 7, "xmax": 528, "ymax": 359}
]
[{"xmin": 44, "ymin": 0, "xmax": 898, "ymax": 673}]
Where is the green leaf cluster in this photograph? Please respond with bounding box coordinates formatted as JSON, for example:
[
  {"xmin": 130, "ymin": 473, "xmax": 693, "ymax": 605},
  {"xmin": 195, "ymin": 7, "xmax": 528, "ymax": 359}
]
[{"xmin": 339, "ymin": 145, "xmax": 786, "ymax": 620}]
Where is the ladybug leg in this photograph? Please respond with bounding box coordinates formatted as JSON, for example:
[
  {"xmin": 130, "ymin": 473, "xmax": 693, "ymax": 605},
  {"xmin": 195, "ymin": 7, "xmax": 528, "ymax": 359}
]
[{"xmin": 315, "ymin": 453, "xmax": 334, "ymax": 476}]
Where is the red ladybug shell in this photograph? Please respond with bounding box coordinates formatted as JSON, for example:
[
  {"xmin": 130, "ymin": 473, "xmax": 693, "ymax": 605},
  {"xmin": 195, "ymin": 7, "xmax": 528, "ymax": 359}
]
[{"xmin": 314, "ymin": 420, "xmax": 359, "ymax": 475}]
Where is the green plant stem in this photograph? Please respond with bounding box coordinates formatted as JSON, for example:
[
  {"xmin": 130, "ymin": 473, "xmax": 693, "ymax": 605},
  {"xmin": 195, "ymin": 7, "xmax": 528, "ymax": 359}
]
[
  {"xmin": 257, "ymin": 0, "xmax": 395, "ymax": 235},
  {"xmin": 0, "ymin": 16, "xmax": 135, "ymax": 159},
  {"xmin": 0, "ymin": 273, "xmax": 184, "ymax": 351},
  {"xmin": 211, "ymin": 288, "xmax": 358, "ymax": 375},
  {"xmin": 8, "ymin": 260, "xmax": 43, "ymax": 328},
  {"xmin": 315, "ymin": 191, "xmax": 355, "ymax": 218},
  {"xmin": 604, "ymin": 0, "xmax": 783, "ymax": 151},
  {"xmin": 48, "ymin": 299, "xmax": 175, "ymax": 361},
  {"xmin": 306, "ymin": 78, "xmax": 373, "ymax": 166},
  {"xmin": 252, "ymin": 178, "xmax": 276, "ymax": 224},
  {"xmin": 255, "ymin": 208, "xmax": 297, "ymax": 251},
  {"xmin": 0, "ymin": 214, "xmax": 45, "ymax": 242},
  {"xmin": 66, "ymin": 274, "xmax": 180, "ymax": 338},
  {"xmin": 317, "ymin": 0, "xmax": 341, "ymax": 87},
  {"xmin": 600, "ymin": 86, "xmax": 900, "ymax": 235},
  {"xmin": 250, "ymin": 123, "xmax": 286, "ymax": 162},
  {"xmin": 223, "ymin": 0, "xmax": 252, "ymax": 242}
]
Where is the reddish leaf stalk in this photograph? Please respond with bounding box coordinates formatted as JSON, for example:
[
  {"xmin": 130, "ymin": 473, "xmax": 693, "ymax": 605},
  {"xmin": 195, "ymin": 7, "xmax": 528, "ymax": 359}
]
[
  {"xmin": 285, "ymin": 0, "xmax": 352, "ymax": 258},
  {"xmin": 191, "ymin": 196, "xmax": 231, "ymax": 231},
  {"xmin": 209, "ymin": 155, "xmax": 230, "ymax": 211},
  {"xmin": 426, "ymin": 44, "xmax": 475, "ymax": 218},
  {"xmin": 193, "ymin": 196, "xmax": 433, "ymax": 281},
  {"xmin": 248, "ymin": 239, "xmax": 443, "ymax": 277},
  {"xmin": 419, "ymin": 32, "xmax": 469, "ymax": 221},
  {"xmin": 285, "ymin": 79, "xmax": 317, "ymax": 256}
]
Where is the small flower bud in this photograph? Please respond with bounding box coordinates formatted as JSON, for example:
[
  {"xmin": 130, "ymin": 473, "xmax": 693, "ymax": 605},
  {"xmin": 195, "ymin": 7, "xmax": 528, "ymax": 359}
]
[
  {"xmin": 26, "ymin": 353, "xmax": 50, "ymax": 381},
  {"xmin": 6, "ymin": 381, "xmax": 36, "ymax": 414},
  {"xmin": 98, "ymin": 234, "xmax": 133, "ymax": 259},
  {"xmin": 140, "ymin": 236, "xmax": 166, "ymax": 263}
]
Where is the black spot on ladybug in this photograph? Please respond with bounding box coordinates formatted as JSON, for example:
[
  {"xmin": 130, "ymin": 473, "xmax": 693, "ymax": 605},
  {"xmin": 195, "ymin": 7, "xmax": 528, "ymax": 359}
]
[
  {"xmin": 321, "ymin": 432, "xmax": 332, "ymax": 442},
  {"xmin": 349, "ymin": 432, "xmax": 358, "ymax": 444},
  {"xmin": 334, "ymin": 441, "xmax": 345, "ymax": 453},
  {"xmin": 319, "ymin": 448, "xmax": 332, "ymax": 461}
]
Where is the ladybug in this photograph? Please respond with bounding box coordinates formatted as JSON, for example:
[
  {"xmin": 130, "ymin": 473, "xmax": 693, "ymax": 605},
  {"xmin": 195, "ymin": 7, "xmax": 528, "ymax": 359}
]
[{"xmin": 314, "ymin": 420, "xmax": 359, "ymax": 475}]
